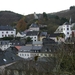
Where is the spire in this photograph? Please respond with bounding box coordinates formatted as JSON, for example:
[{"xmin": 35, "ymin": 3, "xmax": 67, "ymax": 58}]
[{"xmin": 34, "ymin": 12, "xmax": 38, "ymax": 19}]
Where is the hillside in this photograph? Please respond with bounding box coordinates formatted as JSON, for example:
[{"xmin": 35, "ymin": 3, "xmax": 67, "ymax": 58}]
[
  {"xmin": 0, "ymin": 11, "xmax": 23, "ymax": 25},
  {"xmin": 54, "ymin": 9, "xmax": 75, "ymax": 22}
]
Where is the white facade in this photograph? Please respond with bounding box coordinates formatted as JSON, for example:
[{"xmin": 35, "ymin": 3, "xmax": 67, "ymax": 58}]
[
  {"xmin": 16, "ymin": 32, "xmax": 26, "ymax": 37},
  {"xmin": 63, "ymin": 24, "xmax": 72, "ymax": 39},
  {"xmin": 18, "ymin": 52, "xmax": 31, "ymax": 59},
  {"xmin": 55, "ymin": 22, "xmax": 72, "ymax": 39},
  {"xmin": 26, "ymin": 35, "xmax": 38, "ymax": 42},
  {"xmin": 29, "ymin": 23, "xmax": 40, "ymax": 31},
  {"xmin": 29, "ymin": 27, "xmax": 39, "ymax": 31},
  {"xmin": 0, "ymin": 29, "xmax": 16, "ymax": 38}
]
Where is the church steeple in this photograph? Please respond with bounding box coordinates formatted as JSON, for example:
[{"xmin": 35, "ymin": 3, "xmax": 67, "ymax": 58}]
[{"xmin": 34, "ymin": 12, "xmax": 38, "ymax": 19}]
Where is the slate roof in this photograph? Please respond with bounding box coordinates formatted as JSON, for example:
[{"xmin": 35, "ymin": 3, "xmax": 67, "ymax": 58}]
[
  {"xmin": 30, "ymin": 23, "xmax": 39, "ymax": 28},
  {"xmin": 18, "ymin": 45, "xmax": 57, "ymax": 53},
  {"xmin": 26, "ymin": 31, "xmax": 39, "ymax": 36},
  {"xmin": 10, "ymin": 40, "xmax": 24, "ymax": 46},
  {"xmin": 0, "ymin": 40, "xmax": 10, "ymax": 45},
  {"xmin": 50, "ymin": 33, "xmax": 64, "ymax": 37},
  {"xmin": 33, "ymin": 41, "xmax": 42, "ymax": 45},
  {"xmin": 0, "ymin": 49, "xmax": 22, "ymax": 66},
  {"xmin": 19, "ymin": 46, "xmax": 32, "ymax": 52},
  {"xmin": 63, "ymin": 22, "xmax": 70, "ymax": 25},
  {"xmin": 40, "ymin": 32, "xmax": 47, "ymax": 36},
  {"xmin": 31, "ymin": 46, "xmax": 42, "ymax": 50},
  {"xmin": 18, "ymin": 46, "xmax": 42, "ymax": 52},
  {"xmin": 6, "ymin": 47, "xmax": 18, "ymax": 54},
  {"xmin": 42, "ymin": 38, "xmax": 57, "ymax": 45},
  {"xmin": 41, "ymin": 45, "xmax": 58, "ymax": 53},
  {"xmin": 0, "ymin": 25, "xmax": 14, "ymax": 31}
]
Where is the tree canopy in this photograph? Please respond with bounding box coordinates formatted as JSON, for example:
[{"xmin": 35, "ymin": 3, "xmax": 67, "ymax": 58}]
[{"xmin": 16, "ymin": 17, "xmax": 27, "ymax": 32}]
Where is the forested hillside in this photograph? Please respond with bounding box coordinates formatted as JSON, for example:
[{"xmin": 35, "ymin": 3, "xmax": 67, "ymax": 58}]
[{"xmin": 0, "ymin": 11, "xmax": 23, "ymax": 25}]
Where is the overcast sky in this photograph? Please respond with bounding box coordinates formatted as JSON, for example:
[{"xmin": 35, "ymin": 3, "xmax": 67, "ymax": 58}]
[{"xmin": 0, "ymin": 0, "xmax": 75, "ymax": 15}]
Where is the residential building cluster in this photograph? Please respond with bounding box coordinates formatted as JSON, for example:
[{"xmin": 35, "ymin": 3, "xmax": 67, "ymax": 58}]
[{"xmin": 0, "ymin": 17, "xmax": 75, "ymax": 66}]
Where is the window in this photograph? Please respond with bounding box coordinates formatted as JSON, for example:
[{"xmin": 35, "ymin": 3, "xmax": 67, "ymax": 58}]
[
  {"xmin": 35, "ymin": 50, "xmax": 36, "ymax": 52},
  {"xmin": 34, "ymin": 37, "xmax": 36, "ymax": 38},
  {"xmin": 41, "ymin": 54, "xmax": 43, "ymax": 56},
  {"xmin": 57, "ymin": 29, "xmax": 59, "ymax": 31},
  {"xmin": 44, "ymin": 54, "xmax": 46, "ymax": 56},
  {"xmin": 5, "ymin": 35, "xmax": 7, "ymax": 37},
  {"xmin": 11, "ymin": 57, "xmax": 15, "ymax": 60},
  {"xmin": 2, "ymin": 32, "xmax": 4, "ymax": 33},
  {"xmin": 22, "ymin": 54, "xmax": 24, "ymax": 56},
  {"xmin": 2, "ymin": 35, "xmax": 4, "ymax": 37},
  {"xmin": 25, "ymin": 54, "xmax": 26, "ymax": 56},
  {"xmin": 67, "ymin": 25, "xmax": 69, "ymax": 27},
  {"xmin": 11, "ymin": 32, "xmax": 13, "ymax": 33},
  {"xmin": 6, "ymin": 31, "xmax": 8, "ymax": 33},
  {"xmin": 61, "ymin": 28, "xmax": 63, "ymax": 31},
  {"xmin": 8, "ymin": 35, "xmax": 10, "ymax": 37},
  {"xmin": 27, "ymin": 54, "xmax": 29, "ymax": 56},
  {"xmin": 67, "ymin": 32, "xmax": 69, "ymax": 34},
  {"xmin": 20, "ymin": 54, "xmax": 21, "ymax": 56},
  {"xmin": 67, "ymin": 28, "xmax": 69, "ymax": 30}
]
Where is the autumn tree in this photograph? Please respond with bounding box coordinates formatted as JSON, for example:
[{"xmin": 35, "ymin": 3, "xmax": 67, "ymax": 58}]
[{"xmin": 16, "ymin": 17, "xmax": 27, "ymax": 32}]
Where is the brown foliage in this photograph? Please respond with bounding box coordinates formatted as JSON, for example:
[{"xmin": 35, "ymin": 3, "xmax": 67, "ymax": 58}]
[{"xmin": 16, "ymin": 18, "xmax": 27, "ymax": 31}]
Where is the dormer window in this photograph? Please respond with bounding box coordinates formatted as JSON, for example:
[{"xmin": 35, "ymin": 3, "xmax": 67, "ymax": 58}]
[
  {"xmin": 35, "ymin": 50, "xmax": 37, "ymax": 52},
  {"xmin": 3, "ymin": 58, "xmax": 7, "ymax": 62}
]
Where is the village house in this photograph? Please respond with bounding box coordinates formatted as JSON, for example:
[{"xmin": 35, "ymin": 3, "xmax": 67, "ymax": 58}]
[
  {"xmin": 17, "ymin": 45, "xmax": 58, "ymax": 59},
  {"xmin": 29, "ymin": 23, "xmax": 40, "ymax": 31},
  {"xmin": 54, "ymin": 22, "xmax": 75, "ymax": 40},
  {"xmin": 39, "ymin": 32, "xmax": 47, "ymax": 41},
  {"xmin": 0, "ymin": 39, "xmax": 25, "ymax": 51},
  {"xmin": 0, "ymin": 25, "xmax": 16, "ymax": 38},
  {"xmin": 49, "ymin": 33, "xmax": 65, "ymax": 43},
  {"xmin": 26, "ymin": 31, "xmax": 39, "ymax": 42}
]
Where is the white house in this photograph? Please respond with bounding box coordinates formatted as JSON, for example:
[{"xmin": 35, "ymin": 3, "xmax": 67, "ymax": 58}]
[
  {"xmin": 18, "ymin": 45, "xmax": 56, "ymax": 59},
  {"xmin": 18, "ymin": 46, "xmax": 32, "ymax": 59},
  {"xmin": 29, "ymin": 23, "xmax": 39, "ymax": 31},
  {"xmin": 54, "ymin": 22, "xmax": 73, "ymax": 39},
  {"xmin": 0, "ymin": 25, "xmax": 16, "ymax": 38},
  {"xmin": 26, "ymin": 31, "xmax": 39, "ymax": 42},
  {"xmin": 16, "ymin": 32, "xmax": 26, "ymax": 38}
]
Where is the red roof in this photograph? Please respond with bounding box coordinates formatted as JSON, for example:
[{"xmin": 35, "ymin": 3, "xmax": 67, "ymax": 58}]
[{"xmin": 15, "ymin": 46, "xmax": 21, "ymax": 50}]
